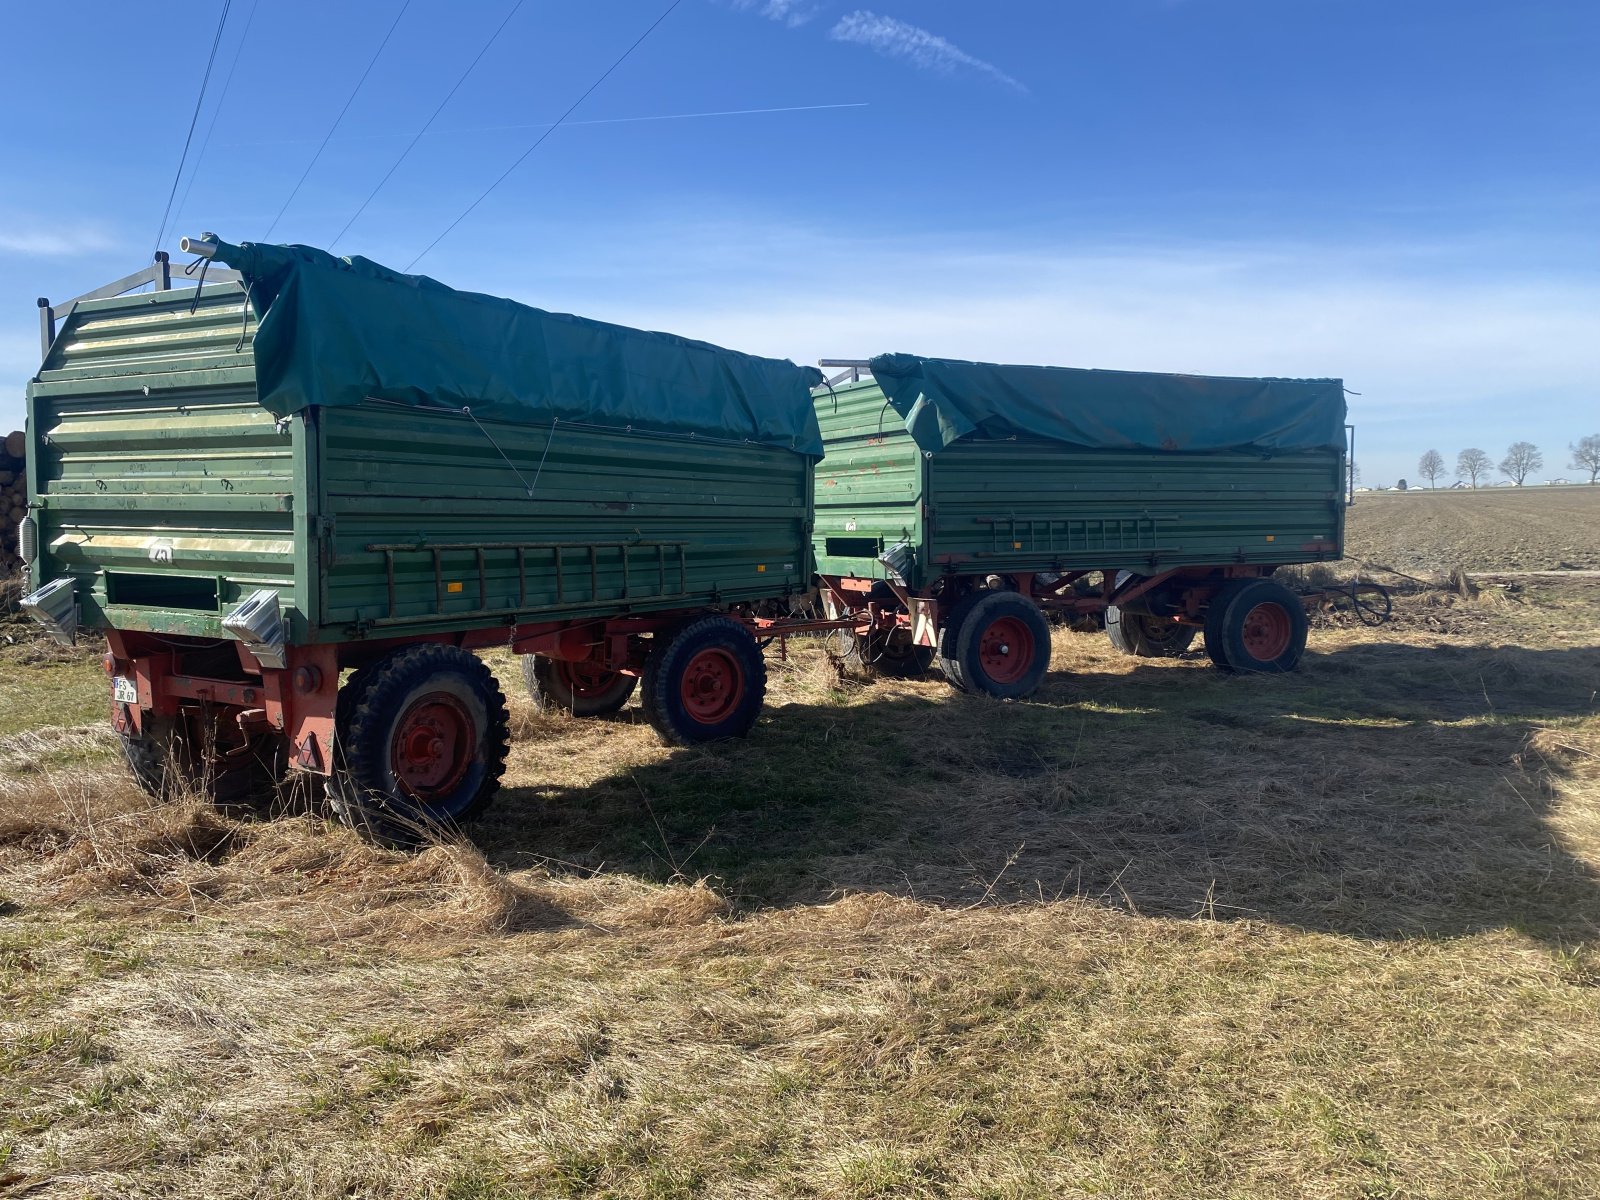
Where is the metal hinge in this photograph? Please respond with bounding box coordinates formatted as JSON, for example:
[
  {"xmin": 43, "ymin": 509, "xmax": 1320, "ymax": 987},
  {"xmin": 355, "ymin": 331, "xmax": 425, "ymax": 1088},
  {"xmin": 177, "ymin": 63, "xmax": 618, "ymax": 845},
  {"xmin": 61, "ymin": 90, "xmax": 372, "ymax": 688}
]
[{"xmin": 313, "ymin": 515, "xmax": 337, "ymax": 568}]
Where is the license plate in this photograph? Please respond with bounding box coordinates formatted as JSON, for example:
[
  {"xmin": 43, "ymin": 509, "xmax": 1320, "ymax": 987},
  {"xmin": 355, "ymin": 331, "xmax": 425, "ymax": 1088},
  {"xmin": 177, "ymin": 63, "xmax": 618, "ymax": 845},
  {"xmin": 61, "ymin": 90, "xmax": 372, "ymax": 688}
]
[{"xmin": 112, "ymin": 676, "xmax": 139, "ymax": 705}]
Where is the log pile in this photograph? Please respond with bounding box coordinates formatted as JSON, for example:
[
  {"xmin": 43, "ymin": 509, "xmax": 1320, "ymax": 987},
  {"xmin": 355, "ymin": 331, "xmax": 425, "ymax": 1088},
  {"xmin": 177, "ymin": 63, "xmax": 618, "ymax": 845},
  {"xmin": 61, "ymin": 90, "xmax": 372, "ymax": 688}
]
[{"xmin": 2, "ymin": 429, "xmax": 25, "ymax": 574}]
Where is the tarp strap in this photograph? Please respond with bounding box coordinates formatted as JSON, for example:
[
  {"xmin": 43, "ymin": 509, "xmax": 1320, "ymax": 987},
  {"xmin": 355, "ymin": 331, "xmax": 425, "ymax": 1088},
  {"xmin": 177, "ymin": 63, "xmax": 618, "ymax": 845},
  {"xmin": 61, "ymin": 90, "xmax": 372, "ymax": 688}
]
[
  {"xmin": 462, "ymin": 405, "xmax": 550, "ymax": 498},
  {"xmin": 185, "ymin": 255, "xmax": 210, "ymax": 315},
  {"xmin": 234, "ymin": 281, "xmax": 254, "ymax": 352}
]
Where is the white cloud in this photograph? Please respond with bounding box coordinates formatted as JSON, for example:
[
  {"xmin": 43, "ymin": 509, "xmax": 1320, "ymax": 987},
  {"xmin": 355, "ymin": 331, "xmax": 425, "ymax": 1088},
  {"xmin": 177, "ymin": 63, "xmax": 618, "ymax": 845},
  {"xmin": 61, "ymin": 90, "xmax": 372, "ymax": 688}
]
[
  {"xmin": 828, "ymin": 11, "xmax": 1026, "ymax": 92},
  {"xmin": 730, "ymin": 0, "xmax": 822, "ymax": 29},
  {"xmin": 0, "ymin": 222, "xmax": 119, "ymax": 258},
  {"xmin": 472, "ymin": 214, "xmax": 1593, "ymax": 483}
]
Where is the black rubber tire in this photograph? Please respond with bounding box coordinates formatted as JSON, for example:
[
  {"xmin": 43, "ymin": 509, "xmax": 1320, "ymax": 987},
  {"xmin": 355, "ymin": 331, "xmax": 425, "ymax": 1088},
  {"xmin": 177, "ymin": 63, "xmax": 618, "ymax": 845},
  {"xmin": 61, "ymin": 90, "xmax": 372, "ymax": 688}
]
[
  {"xmin": 521, "ymin": 653, "xmax": 637, "ymax": 716},
  {"xmin": 328, "ymin": 644, "xmax": 510, "ymax": 848},
  {"xmin": 1105, "ymin": 608, "xmax": 1197, "ymax": 657},
  {"xmin": 1207, "ymin": 579, "xmax": 1309, "ymax": 674},
  {"xmin": 640, "ymin": 614, "xmax": 767, "ymax": 746},
  {"xmin": 119, "ymin": 713, "xmax": 290, "ymax": 808},
  {"xmin": 935, "ymin": 591, "xmax": 985, "ymax": 691},
  {"xmin": 1202, "ymin": 581, "xmax": 1248, "ymax": 670},
  {"xmin": 948, "ymin": 590, "xmax": 1052, "ymax": 699}
]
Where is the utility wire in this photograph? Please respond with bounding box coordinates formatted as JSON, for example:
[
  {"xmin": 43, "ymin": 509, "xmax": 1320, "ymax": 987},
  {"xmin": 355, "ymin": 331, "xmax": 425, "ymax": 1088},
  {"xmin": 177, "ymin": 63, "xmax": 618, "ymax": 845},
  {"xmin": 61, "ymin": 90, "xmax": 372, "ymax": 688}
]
[
  {"xmin": 264, "ymin": 0, "xmax": 414, "ymax": 241},
  {"xmin": 153, "ymin": 0, "xmax": 233, "ymax": 256},
  {"xmin": 172, "ymin": 0, "xmax": 261, "ymax": 242},
  {"xmin": 404, "ymin": 0, "xmax": 684, "ymax": 272},
  {"xmin": 329, "ymin": 0, "xmax": 528, "ymax": 251}
]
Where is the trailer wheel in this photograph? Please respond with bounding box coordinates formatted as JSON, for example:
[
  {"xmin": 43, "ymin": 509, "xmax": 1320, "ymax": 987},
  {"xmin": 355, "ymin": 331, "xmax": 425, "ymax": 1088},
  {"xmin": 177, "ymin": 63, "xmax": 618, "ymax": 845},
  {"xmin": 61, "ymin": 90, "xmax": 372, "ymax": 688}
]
[
  {"xmin": 947, "ymin": 591, "xmax": 1051, "ymax": 699},
  {"xmin": 640, "ymin": 615, "xmax": 766, "ymax": 745},
  {"xmin": 329, "ymin": 644, "xmax": 510, "ymax": 848},
  {"xmin": 521, "ymin": 654, "xmax": 637, "ymax": 716},
  {"xmin": 120, "ymin": 713, "xmax": 290, "ymax": 808},
  {"xmin": 1205, "ymin": 579, "xmax": 1308, "ymax": 674},
  {"xmin": 838, "ymin": 626, "xmax": 935, "ymax": 678},
  {"xmin": 934, "ymin": 591, "xmax": 984, "ymax": 691},
  {"xmin": 865, "ymin": 629, "xmax": 936, "ymax": 677},
  {"xmin": 1105, "ymin": 608, "xmax": 1197, "ymax": 657}
]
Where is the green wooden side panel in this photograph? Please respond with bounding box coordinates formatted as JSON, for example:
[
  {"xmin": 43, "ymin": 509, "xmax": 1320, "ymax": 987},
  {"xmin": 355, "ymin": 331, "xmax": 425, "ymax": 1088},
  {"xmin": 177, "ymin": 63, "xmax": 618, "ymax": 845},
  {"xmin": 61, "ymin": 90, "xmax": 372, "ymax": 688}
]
[
  {"xmin": 26, "ymin": 285, "xmax": 302, "ymax": 641},
  {"xmin": 811, "ymin": 377, "xmax": 1346, "ymax": 587},
  {"xmin": 315, "ymin": 405, "xmax": 813, "ymax": 637},
  {"xmin": 27, "ymin": 284, "xmax": 814, "ymax": 647},
  {"xmin": 926, "ymin": 441, "xmax": 1344, "ymax": 576},
  {"xmin": 812, "ymin": 379, "xmax": 924, "ymax": 580}
]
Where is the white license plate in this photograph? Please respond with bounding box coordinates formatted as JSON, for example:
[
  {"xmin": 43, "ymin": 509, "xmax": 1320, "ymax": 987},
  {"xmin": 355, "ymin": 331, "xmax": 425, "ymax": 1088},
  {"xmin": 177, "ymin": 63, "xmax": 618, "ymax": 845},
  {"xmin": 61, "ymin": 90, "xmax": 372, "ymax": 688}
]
[{"xmin": 112, "ymin": 676, "xmax": 139, "ymax": 705}]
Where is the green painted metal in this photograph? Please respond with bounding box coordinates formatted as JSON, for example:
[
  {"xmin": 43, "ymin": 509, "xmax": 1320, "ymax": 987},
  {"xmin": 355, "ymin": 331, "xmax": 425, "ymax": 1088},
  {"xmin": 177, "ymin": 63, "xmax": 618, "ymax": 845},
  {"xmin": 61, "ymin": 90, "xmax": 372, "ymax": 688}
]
[
  {"xmin": 28, "ymin": 283, "xmax": 812, "ymax": 646},
  {"xmin": 813, "ymin": 376, "xmax": 1345, "ymax": 589}
]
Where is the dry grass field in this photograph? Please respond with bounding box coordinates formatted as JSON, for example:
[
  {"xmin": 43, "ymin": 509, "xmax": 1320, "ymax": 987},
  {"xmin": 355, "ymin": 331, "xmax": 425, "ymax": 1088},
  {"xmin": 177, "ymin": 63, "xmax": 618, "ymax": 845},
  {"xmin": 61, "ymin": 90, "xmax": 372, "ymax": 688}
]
[
  {"xmin": 3, "ymin": 568, "xmax": 1600, "ymax": 1197},
  {"xmin": 1346, "ymin": 484, "xmax": 1600, "ymax": 575}
]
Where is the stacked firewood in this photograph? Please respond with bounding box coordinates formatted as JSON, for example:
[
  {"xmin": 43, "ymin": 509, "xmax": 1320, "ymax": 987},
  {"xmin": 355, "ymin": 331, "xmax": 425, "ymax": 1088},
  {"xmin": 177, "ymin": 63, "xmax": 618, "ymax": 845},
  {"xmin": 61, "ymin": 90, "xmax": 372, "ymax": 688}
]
[{"xmin": 2, "ymin": 429, "xmax": 25, "ymax": 574}]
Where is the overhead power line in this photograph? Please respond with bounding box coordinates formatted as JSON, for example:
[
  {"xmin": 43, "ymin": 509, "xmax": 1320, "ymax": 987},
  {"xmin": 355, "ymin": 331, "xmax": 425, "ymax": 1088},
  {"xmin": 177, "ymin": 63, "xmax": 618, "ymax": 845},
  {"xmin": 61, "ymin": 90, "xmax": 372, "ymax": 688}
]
[
  {"xmin": 404, "ymin": 0, "xmax": 686, "ymax": 272},
  {"xmin": 328, "ymin": 0, "xmax": 529, "ymax": 251},
  {"xmin": 172, "ymin": 0, "xmax": 262, "ymax": 241},
  {"xmin": 152, "ymin": 0, "xmax": 233, "ymax": 256},
  {"xmin": 264, "ymin": 0, "xmax": 415, "ymax": 240}
]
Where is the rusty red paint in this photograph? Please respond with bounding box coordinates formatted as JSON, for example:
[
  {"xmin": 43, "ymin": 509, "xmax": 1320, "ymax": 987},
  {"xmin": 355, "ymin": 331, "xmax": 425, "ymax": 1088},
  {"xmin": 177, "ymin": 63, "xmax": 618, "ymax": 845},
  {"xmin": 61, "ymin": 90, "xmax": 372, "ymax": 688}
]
[
  {"xmin": 390, "ymin": 693, "xmax": 475, "ymax": 799},
  {"xmin": 679, "ymin": 647, "xmax": 744, "ymax": 723},
  {"xmin": 976, "ymin": 614, "xmax": 1035, "ymax": 685},
  {"xmin": 1239, "ymin": 601, "xmax": 1293, "ymax": 660}
]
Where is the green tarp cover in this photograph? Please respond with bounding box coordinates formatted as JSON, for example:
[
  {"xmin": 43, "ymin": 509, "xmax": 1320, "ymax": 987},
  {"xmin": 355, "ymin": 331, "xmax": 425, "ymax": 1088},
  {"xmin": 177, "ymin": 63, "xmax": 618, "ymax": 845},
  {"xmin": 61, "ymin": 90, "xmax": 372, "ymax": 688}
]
[
  {"xmin": 206, "ymin": 239, "xmax": 825, "ymax": 457},
  {"xmin": 868, "ymin": 353, "xmax": 1346, "ymax": 456}
]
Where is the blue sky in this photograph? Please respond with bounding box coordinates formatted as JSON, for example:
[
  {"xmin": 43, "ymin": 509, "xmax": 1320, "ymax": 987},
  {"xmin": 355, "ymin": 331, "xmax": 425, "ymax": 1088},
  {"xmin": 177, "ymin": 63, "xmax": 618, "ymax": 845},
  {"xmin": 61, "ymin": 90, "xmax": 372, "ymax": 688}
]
[{"xmin": 2, "ymin": 0, "xmax": 1596, "ymax": 486}]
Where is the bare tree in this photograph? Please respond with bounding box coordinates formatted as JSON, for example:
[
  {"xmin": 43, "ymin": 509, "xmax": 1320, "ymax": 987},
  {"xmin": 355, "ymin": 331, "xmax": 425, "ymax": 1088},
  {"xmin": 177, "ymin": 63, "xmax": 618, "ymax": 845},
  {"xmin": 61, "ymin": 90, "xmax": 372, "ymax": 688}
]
[
  {"xmin": 1418, "ymin": 449, "xmax": 1445, "ymax": 488},
  {"xmin": 1500, "ymin": 441, "xmax": 1542, "ymax": 486},
  {"xmin": 1572, "ymin": 434, "xmax": 1600, "ymax": 484},
  {"xmin": 1456, "ymin": 448, "xmax": 1491, "ymax": 487}
]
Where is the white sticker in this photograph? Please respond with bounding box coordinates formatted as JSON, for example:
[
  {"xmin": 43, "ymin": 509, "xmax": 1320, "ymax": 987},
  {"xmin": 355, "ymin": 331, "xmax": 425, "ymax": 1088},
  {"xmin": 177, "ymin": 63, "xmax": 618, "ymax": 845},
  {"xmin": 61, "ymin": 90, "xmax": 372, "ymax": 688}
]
[{"xmin": 844, "ymin": 519, "xmax": 857, "ymax": 532}]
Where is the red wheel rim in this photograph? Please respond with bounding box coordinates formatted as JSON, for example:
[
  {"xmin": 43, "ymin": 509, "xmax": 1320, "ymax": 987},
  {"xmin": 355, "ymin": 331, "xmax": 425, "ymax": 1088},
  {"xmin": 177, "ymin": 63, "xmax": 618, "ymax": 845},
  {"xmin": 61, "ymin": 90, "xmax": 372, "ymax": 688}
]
[
  {"xmin": 558, "ymin": 660, "xmax": 623, "ymax": 700},
  {"xmin": 977, "ymin": 615, "xmax": 1035, "ymax": 685},
  {"xmin": 680, "ymin": 647, "xmax": 744, "ymax": 724},
  {"xmin": 1239, "ymin": 602, "xmax": 1292, "ymax": 661},
  {"xmin": 389, "ymin": 693, "xmax": 475, "ymax": 799}
]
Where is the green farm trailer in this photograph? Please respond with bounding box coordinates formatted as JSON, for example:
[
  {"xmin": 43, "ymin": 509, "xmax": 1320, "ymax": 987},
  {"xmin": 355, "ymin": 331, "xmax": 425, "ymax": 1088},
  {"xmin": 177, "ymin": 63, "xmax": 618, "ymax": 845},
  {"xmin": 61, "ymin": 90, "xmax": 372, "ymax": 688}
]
[
  {"xmin": 19, "ymin": 237, "xmax": 823, "ymax": 841},
  {"xmin": 811, "ymin": 354, "xmax": 1349, "ymax": 697}
]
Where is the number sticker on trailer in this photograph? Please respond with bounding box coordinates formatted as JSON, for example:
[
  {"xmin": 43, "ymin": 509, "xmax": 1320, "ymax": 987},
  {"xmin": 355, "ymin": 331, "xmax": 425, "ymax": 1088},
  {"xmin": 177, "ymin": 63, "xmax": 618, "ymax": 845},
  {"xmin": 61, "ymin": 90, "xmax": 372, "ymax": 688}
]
[{"xmin": 112, "ymin": 676, "xmax": 139, "ymax": 705}]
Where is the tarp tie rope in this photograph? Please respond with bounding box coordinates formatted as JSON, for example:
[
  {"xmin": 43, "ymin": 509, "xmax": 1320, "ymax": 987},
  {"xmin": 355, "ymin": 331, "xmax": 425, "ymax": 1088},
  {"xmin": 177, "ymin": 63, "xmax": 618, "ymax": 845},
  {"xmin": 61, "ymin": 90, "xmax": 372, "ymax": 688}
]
[
  {"xmin": 234, "ymin": 281, "xmax": 254, "ymax": 352},
  {"xmin": 462, "ymin": 406, "xmax": 549, "ymax": 498},
  {"xmin": 185, "ymin": 255, "xmax": 210, "ymax": 315}
]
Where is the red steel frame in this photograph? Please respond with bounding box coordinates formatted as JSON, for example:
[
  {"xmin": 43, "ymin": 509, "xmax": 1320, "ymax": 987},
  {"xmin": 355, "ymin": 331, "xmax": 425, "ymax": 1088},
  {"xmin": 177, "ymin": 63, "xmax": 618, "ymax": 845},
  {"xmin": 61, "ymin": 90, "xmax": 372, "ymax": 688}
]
[
  {"xmin": 814, "ymin": 564, "xmax": 1279, "ymax": 648},
  {"xmin": 103, "ymin": 603, "xmax": 866, "ymax": 780},
  {"xmin": 101, "ymin": 564, "xmax": 1280, "ymax": 780}
]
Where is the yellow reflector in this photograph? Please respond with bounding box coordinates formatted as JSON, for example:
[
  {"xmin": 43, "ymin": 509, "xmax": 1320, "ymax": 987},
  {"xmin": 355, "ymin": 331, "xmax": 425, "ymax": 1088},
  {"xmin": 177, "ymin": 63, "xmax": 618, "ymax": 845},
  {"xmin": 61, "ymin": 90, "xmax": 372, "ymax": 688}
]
[
  {"xmin": 1265, "ymin": 535, "xmax": 1276, "ymax": 542},
  {"xmin": 446, "ymin": 581, "xmax": 464, "ymax": 593},
  {"xmin": 1013, "ymin": 541, "xmax": 1022, "ymax": 549},
  {"xmin": 756, "ymin": 564, "xmax": 766, "ymax": 572}
]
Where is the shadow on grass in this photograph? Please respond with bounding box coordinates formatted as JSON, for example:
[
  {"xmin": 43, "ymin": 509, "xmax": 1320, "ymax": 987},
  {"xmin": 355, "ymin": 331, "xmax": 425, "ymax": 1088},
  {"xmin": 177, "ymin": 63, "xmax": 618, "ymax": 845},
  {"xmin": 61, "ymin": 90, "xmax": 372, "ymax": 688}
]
[{"xmin": 474, "ymin": 641, "xmax": 1600, "ymax": 943}]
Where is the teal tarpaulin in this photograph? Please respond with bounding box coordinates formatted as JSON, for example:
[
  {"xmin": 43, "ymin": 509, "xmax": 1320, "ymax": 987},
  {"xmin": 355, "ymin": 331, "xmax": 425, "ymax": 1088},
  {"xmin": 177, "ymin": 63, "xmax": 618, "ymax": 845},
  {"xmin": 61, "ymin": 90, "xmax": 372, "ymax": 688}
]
[
  {"xmin": 205, "ymin": 239, "xmax": 826, "ymax": 458},
  {"xmin": 868, "ymin": 353, "xmax": 1347, "ymax": 456}
]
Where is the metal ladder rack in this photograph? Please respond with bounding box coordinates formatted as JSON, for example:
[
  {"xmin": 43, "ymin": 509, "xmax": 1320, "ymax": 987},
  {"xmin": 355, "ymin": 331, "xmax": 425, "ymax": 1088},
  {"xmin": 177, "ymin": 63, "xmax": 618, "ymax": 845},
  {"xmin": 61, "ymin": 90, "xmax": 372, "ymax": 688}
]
[{"xmin": 364, "ymin": 539, "xmax": 691, "ymax": 623}]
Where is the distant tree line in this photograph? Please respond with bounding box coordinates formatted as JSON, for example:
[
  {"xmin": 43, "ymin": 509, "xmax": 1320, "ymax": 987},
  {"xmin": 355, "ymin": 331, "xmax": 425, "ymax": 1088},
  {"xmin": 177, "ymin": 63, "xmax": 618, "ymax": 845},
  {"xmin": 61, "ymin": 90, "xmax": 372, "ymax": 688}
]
[{"xmin": 1401, "ymin": 437, "xmax": 1600, "ymax": 489}]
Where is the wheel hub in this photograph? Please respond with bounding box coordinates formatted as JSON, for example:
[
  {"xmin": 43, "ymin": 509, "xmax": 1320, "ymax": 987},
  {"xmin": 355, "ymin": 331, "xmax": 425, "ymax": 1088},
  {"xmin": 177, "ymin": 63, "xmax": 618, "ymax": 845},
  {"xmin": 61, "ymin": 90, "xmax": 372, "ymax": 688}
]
[
  {"xmin": 977, "ymin": 615, "xmax": 1035, "ymax": 685},
  {"xmin": 1239, "ymin": 602, "xmax": 1292, "ymax": 661},
  {"xmin": 390, "ymin": 694, "xmax": 475, "ymax": 799},
  {"xmin": 560, "ymin": 659, "xmax": 623, "ymax": 699},
  {"xmin": 680, "ymin": 648, "xmax": 744, "ymax": 723}
]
